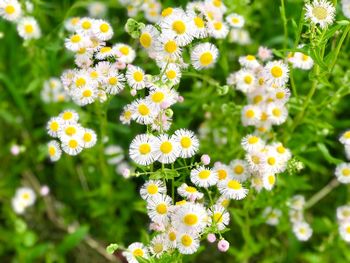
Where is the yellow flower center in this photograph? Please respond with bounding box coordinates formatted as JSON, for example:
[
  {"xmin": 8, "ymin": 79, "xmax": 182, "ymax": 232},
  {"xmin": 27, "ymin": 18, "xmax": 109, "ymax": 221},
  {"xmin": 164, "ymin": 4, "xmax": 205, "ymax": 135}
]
[
  {"xmin": 161, "ymin": 7, "xmax": 173, "ymax": 17},
  {"xmin": 168, "ymin": 231, "xmax": 176, "ymax": 241},
  {"xmin": 221, "ymin": 199, "xmax": 230, "ymax": 208},
  {"xmin": 133, "ymin": 71, "xmax": 143, "ymax": 82},
  {"xmin": 232, "ymin": 17, "xmax": 239, "ymax": 24},
  {"xmin": 267, "ymin": 157, "xmax": 276, "ymax": 165},
  {"xmin": 272, "ymin": 108, "xmax": 282, "ymax": 117},
  {"xmin": 302, "ymin": 54, "xmax": 309, "ymax": 61},
  {"xmin": 138, "ymin": 104, "xmax": 149, "ymax": 116},
  {"xmin": 194, "ymin": 17, "xmax": 205, "ymax": 28},
  {"xmin": 185, "ymin": 186, "xmax": 197, "ymax": 193},
  {"xmin": 213, "ymin": 0, "xmax": 222, "ymax": 7},
  {"xmin": 119, "ymin": 46, "xmax": 129, "ymax": 55},
  {"xmin": 246, "ymin": 55, "xmax": 256, "ymax": 61},
  {"xmin": 62, "ymin": 112, "xmax": 73, "ymax": 120},
  {"xmin": 181, "ymin": 235, "xmax": 193, "ymax": 247},
  {"xmin": 183, "ymin": 214, "xmax": 198, "ymax": 226},
  {"xmin": 214, "ymin": 21, "xmax": 222, "ymax": 30},
  {"xmin": 180, "ymin": 137, "xmax": 192, "ymax": 148},
  {"xmin": 268, "ymin": 175, "xmax": 275, "ymax": 185},
  {"xmin": 312, "ymin": 6, "xmax": 328, "ymax": 20},
  {"xmin": 50, "ymin": 122, "xmax": 59, "ymax": 131},
  {"xmin": 252, "ymin": 155, "xmax": 260, "ymax": 164},
  {"xmin": 70, "ymin": 17, "xmax": 80, "ymax": 25},
  {"xmin": 151, "ymin": 92, "xmax": 164, "ymax": 103},
  {"xmin": 213, "ymin": 212, "xmax": 223, "ymax": 223},
  {"xmin": 24, "ymin": 25, "xmax": 34, "ymax": 34},
  {"xmin": 22, "ymin": 193, "xmax": 30, "ymax": 200},
  {"xmin": 199, "ymin": 52, "xmax": 213, "ymax": 66},
  {"xmin": 261, "ymin": 112, "xmax": 268, "ymax": 121},
  {"xmin": 100, "ymin": 46, "xmax": 111, "ymax": 53},
  {"xmin": 346, "ymin": 226, "xmax": 350, "ymax": 234},
  {"xmin": 5, "ymin": 5, "xmax": 15, "ymax": 14},
  {"xmin": 75, "ymin": 77, "xmax": 86, "ymax": 87},
  {"xmin": 140, "ymin": 33, "xmax": 152, "ymax": 48},
  {"xmin": 68, "ymin": 139, "xmax": 78, "ymax": 149},
  {"xmin": 227, "ymin": 180, "xmax": 242, "ymax": 190},
  {"xmin": 65, "ymin": 126, "xmax": 76, "ymax": 136},
  {"xmin": 83, "ymin": 133, "xmax": 92, "ymax": 142},
  {"xmin": 244, "ymin": 75, "xmax": 252, "ymax": 84},
  {"xmin": 132, "ymin": 248, "xmax": 144, "ymax": 257},
  {"xmin": 153, "ymin": 243, "xmax": 163, "ymax": 254},
  {"xmin": 108, "ymin": 77, "xmax": 118, "ymax": 85},
  {"xmin": 271, "ymin": 66, "xmax": 283, "ymax": 78},
  {"xmin": 166, "ymin": 70, "xmax": 176, "ymax": 80},
  {"xmin": 248, "ymin": 136, "xmax": 259, "ymax": 144},
  {"xmin": 218, "ymin": 169, "xmax": 227, "ymax": 180},
  {"xmin": 245, "ymin": 109, "xmax": 255, "ymax": 118},
  {"xmin": 342, "ymin": 168, "xmax": 350, "ymax": 176},
  {"xmin": 164, "ymin": 40, "xmax": 177, "ymax": 53},
  {"xmin": 160, "ymin": 141, "xmax": 172, "ymax": 154},
  {"xmin": 198, "ymin": 170, "xmax": 210, "ymax": 179},
  {"xmin": 276, "ymin": 92, "xmax": 285, "ymax": 99},
  {"xmin": 70, "ymin": 34, "xmax": 81, "ymax": 43},
  {"xmin": 100, "ymin": 23, "xmax": 109, "ymax": 33},
  {"xmin": 344, "ymin": 131, "xmax": 350, "ymax": 139},
  {"xmin": 82, "ymin": 21, "xmax": 91, "ymax": 29},
  {"xmin": 147, "ymin": 184, "xmax": 158, "ymax": 194},
  {"xmin": 124, "ymin": 111, "xmax": 132, "ymax": 120},
  {"xmin": 139, "ymin": 143, "xmax": 151, "ymax": 155},
  {"xmin": 172, "ymin": 20, "xmax": 186, "ymax": 34},
  {"xmin": 234, "ymin": 165, "xmax": 244, "ymax": 174},
  {"xmin": 156, "ymin": 203, "xmax": 168, "ymax": 214},
  {"xmin": 253, "ymin": 95, "xmax": 263, "ymax": 104},
  {"xmin": 82, "ymin": 89, "xmax": 92, "ymax": 98},
  {"xmin": 49, "ymin": 146, "xmax": 56, "ymax": 156},
  {"xmin": 277, "ymin": 145, "xmax": 286, "ymax": 154}
]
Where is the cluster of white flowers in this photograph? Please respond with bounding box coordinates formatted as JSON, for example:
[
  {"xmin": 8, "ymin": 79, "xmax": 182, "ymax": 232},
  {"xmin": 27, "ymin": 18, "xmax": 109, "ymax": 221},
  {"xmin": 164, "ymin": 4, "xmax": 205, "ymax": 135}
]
[
  {"xmin": 118, "ymin": 0, "xmax": 162, "ymax": 23},
  {"xmin": 0, "ymin": 0, "xmax": 41, "ymax": 40},
  {"xmin": 87, "ymin": 1, "xmax": 107, "ymax": 18},
  {"xmin": 263, "ymin": 206, "xmax": 282, "ymax": 226},
  {"xmin": 288, "ymin": 195, "xmax": 313, "ymax": 241},
  {"xmin": 342, "ymin": 0, "xmax": 350, "ymax": 18},
  {"xmin": 288, "ymin": 47, "xmax": 314, "ymax": 70},
  {"xmin": 11, "ymin": 187, "xmax": 36, "ymax": 214},
  {"xmin": 105, "ymin": 145, "xmax": 134, "ymax": 178},
  {"xmin": 46, "ymin": 110, "xmax": 97, "ymax": 161},
  {"xmin": 336, "ymin": 205, "xmax": 350, "ymax": 242},
  {"xmin": 335, "ymin": 130, "xmax": 350, "ymax": 184},
  {"xmin": 41, "ymin": 77, "xmax": 69, "ymax": 103},
  {"xmin": 305, "ymin": 0, "xmax": 336, "ymax": 29}
]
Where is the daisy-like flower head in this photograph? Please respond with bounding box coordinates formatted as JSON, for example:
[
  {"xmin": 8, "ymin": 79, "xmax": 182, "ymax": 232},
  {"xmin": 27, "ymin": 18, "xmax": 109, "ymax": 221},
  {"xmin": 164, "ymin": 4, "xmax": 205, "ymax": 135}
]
[
  {"xmin": 126, "ymin": 65, "xmax": 146, "ymax": 90},
  {"xmin": 339, "ymin": 221, "xmax": 350, "ymax": 242},
  {"xmin": 262, "ymin": 173, "xmax": 277, "ymax": 191},
  {"xmin": 335, "ymin": 163, "xmax": 350, "ymax": 184},
  {"xmin": 139, "ymin": 25, "xmax": 159, "ymax": 50},
  {"xmin": 104, "ymin": 72, "xmax": 125, "ymax": 95},
  {"xmin": 161, "ymin": 63, "xmax": 182, "ymax": 85},
  {"xmin": 214, "ymin": 162, "xmax": 232, "ymax": 182},
  {"xmin": 173, "ymin": 129, "xmax": 199, "ymax": 158},
  {"xmin": 264, "ymin": 60, "xmax": 289, "ymax": 87},
  {"xmin": 147, "ymin": 194, "xmax": 172, "ymax": 225},
  {"xmin": 239, "ymin": 55, "xmax": 261, "ymax": 69},
  {"xmin": 235, "ymin": 69, "xmax": 257, "ymax": 93},
  {"xmin": 336, "ymin": 205, "xmax": 350, "ymax": 223},
  {"xmin": 12, "ymin": 196, "xmax": 26, "ymax": 214},
  {"xmin": 149, "ymin": 234, "xmax": 168, "ymax": 258},
  {"xmin": 129, "ymin": 134, "xmax": 156, "ymax": 166},
  {"xmin": 65, "ymin": 33, "xmax": 91, "ymax": 52},
  {"xmin": 258, "ymin": 46, "xmax": 273, "ymax": 61},
  {"xmin": 176, "ymin": 232, "xmax": 200, "ymax": 255},
  {"xmin": 93, "ymin": 19, "xmax": 113, "ymax": 41},
  {"xmin": 156, "ymin": 34, "xmax": 182, "ymax": 61},
  {"xmin": 160, "ymin": 10, "xmax": 194, "ymax": 46},
  {"xmin": 209, "ymin": 204, "xmax": 230, "ymax": 230},
  {"xmin": 131, "ymin": 98, "xmax": 158, "ymax": 125},
  {"xmin": 81, "ymin": 128, "xmax": 97, "ymax": 148},
  {"xmin": 122, "ymin": 242, "xmax": 149, "ymax": 263},
  {"xmin": 305, "ymin": 0, "xmax": 335, "ymax": 29},
  {"xmin": 15, "ymin": 187, "xmax": 36, "ymax": 207},
  {"xmin": 72, "ymin": 85, "xmax": 98, "ymax": 106},
  {"xmin": 191, "ymin": 42, "xmax": 219, "ymax": 70},
  {"xmin": 226, "ymin": 13, "xmax": 245, "ymax": 28},
  {"xmin": 140, "ymin": 180, "xmax": 167, "ymax": 200},
  {"xmin": 247, "ymin": 89, "xmax": 266, "ymax": 106},
  {"xmin": 120, "ymin": 104, "xmax": 133, "ymax": 125},
  {"xmin": 153, "ymin": 134, "xmax": 180, "ymax": 164},
  {"xmin": 261, "ymin": 147, "xmax": 286, "ymax": 174},
  {"xmin": 241, "ymin": 104, "xmax": 261, "ymax": 126},
  {"xmin": 263, "ymin": 207, "xmax": 282, "ymax": 226},
  {"xmin": 288, "ymin": 195, "xmax": 305, "ymax": 211},
  {"xmin": 59, "ymin": 109, "xmax": 79, "ymax": 124},
  {"xmin": 88, "ymin": 2, "xmax": 107, "ymax": 18},
  {"xmin": 339, "ymin": 130, "xmax": 350, "ymax": 145},
  {"xmin": 17, "ymin": 16, "xmax": 41, "ymax": 40},
  {"xmin": 114, "ymin": 43, "xmax": 136, "ymax": 64},
  {"xmin": 177, "ymin": 183, "xmax": 204, "ymax": 201},
  {"xmin": 47, "ymin": 117, "xmax": 63, "ymax": 137},
  {"xmin": 251, "ymin": 174, "xmax": 264, "ymax": 192},
  {"xmin": 241, "ymin": 134, "xmax": 265, "ymax": 152},
  {"xmin": 289, "ymin": 209, "xmax": 304, "ymax": 224},
  {"xmin": 165, "ymin": 227, "xmax": 178, "ymax": 249},
  {"xmin": 267, "ymin": 103, "xmax": 288, "ymax": 125},
  {"xmin": 229, "ymin": 159, "xmax": 249, "ymax": 182},
  {"xmin": 289, "ymin": 52, "xmax": 314, "ymax": 70},
  {"xmin": 208, "ymin": 20, "xmax": 229, "ymax": 39},
  {"xmin": 245, "ymin": 149, "xmax": 266, "ymax": 173},
  {"xmin": 271, "ymin": 142, "xmax": 292, "ymax": 162},
  {"xmin": 171, "ymin": 202, "xmax": 208, "ymax": 234},
  {"xmin": 61, "ymin": 136, "xmax": 84, "ymax": 156},
  {"xmin": 293, "ymin": 221, "xmax": 312, "ymax": 241},
  {"xmin": 47, "ymin": 140, "xmax": 62, "ymax": 162},
  {"xmin": 218, "ymin": 178, "xmax": 248, "ymax": 200},
  {"xmin": 271, "ymin": 87, "xmax": 291, "ymax": 104},
  {"xmin": 215, "ymin": 195, "xmax": 231, "ymax": 209},
  {"xmin": 189, "ymin": 13, "xmax": 208, "ymax": 39},
  {"xmin": 77, "ymin": 17, "xmax": 95, "ymax": 34},
  {"xmin": 190, "ymin": 166, "xmax": 218, "ymax": 188},
  {"xmin": 0, "ymin": 0, "xmax": 22, "ymax": 21},
  {"xmin": 147, "ymin": 87, "xmax": 175, "ymax": 109},
  {"xmin": 95, "ymin": 46, "xmax": 117, "ymax": 60},
  {"xmin": 64, "ymin": 17, "xmax": 81, "ymax": 32}
]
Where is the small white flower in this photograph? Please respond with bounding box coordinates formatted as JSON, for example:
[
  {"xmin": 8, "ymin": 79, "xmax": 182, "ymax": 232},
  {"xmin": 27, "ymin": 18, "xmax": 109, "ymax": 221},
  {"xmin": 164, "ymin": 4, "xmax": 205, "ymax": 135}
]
[
  {"xmin": 335, "ymin": 163, "xmax": 350, "ymax": 184},
  {"xmin": 293, "ymin": 221, "xmax": 312, "ymax": 241},
  {"xmin": 191, "ymin": 42, "xmax": 219, "ymax": 70},
  {"xmin": 305, "ymin": 0, "xmax": 335, "ymax": 29}
]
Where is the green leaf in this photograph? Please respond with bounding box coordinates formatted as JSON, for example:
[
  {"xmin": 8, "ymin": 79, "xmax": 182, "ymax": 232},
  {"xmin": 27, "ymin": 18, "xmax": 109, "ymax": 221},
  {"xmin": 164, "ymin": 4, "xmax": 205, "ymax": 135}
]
[
  {"xmin": 317, "ymin": 143, "xmax": 343, "ymax": 165},
  {"xmin": 57, "ymin": 226, "xmax": 89, "ymax": 255},
  {"xmin": 106, "ymin": 243, "xmax": 119, "ymax": 254}
]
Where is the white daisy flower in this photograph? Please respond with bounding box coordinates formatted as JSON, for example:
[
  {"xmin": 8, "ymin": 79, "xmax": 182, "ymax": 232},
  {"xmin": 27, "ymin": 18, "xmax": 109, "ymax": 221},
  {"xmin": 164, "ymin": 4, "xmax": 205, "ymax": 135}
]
[
  {"xmin": 239, "ymin": 55, "xmax": 261, "ymax": 69},
  {"xmin": 271, "ymin": 142, "xmax": 292, "ymax": 162},
  {"xmin": 147, "ymin": 194, "xmax": 172, "ymax": 224},
  {"xmin": 165, "ymin": 227, "xmax": 178, "ymax": 249},
  {"xmin": 61, "ymin": 136, "xmax": 84, "ymax": 156},
  {"xmin": 140, "ymin": 180, "xmax": 167, "ymax": 200},
  {"xmin": 176, "ymin": 232, "xmax": 200, "ymax": 255},
  {"xmin": 246, "ymin": 150, "xmax": 266, "ymax": 172},
  {"xmin": 337, "ymin": 205, "xmax": 350, "ymax": 223},
  {"xmin": 289, "ymin": 209, "xmax": 304, "ymax": 224},
  {"xmin": 289, "ymin": 52, "xmax": 314, "ymax": 70},
  {"xmin": 263, "ymin": 207, "xmax": 282, "ymax": 226},
  {"xmin": 288, "ymin": 195, "xmax": 305, "ymax": 211},
  {"xmin": 72, "ymin": 85, "xmax": 98, "ymax": 106},
  {"xmin": 177, "ymin": 183, "xmax": 204, "ymax": 201},
  {"xmin": 93, "ymin": 19, "xmax": 113, "ymax": 41},
  {"xmin": 77, "ymin": 17, "xmax": 95, "ymax": 34},
  {"xmin": 156, "ymin": 35, "xmax": 182, "ymax": 61},
  {"xmin": 11, "ymin": 196, "xmax": 26, "ymax": 214},
  {"xmin": 130, "ymin": 99, "xmax": 158, "ymax": 125},
  {"xmin": 209, "ymin": 204, "xmax": 230, "ymax": 230},
  {"xmin": 215, "ymin": 195, "xmax": 231, "ymax": 209},
  {"xmin": 173, "ymin": 129, "xmax": 199, "ymax": 158},
  {"xmin": 126, "ymin": 65, "xmax": 147, "ymax": 90},
  {"xmin": 81, "ymin": 128, "xmax": 97, "ymax": 148},
  {"xmin": 226, "ymin": 13, "xmax": 245, "ymax": 28},
  {"xmin": 161, "ymin": 63, "xmax": 182, "ymax": 85},
  {"xmin": 267, "ymin": 103, "xmax": 288, "ymax": 125},
  {"xmin": 95, "ymin": 46, "xmax": 116, "ymax": 60},
  {"xmin": 258, "ymin": 46, "xmax": 273, "ymax": 61},
  {"xmin": 208, "ymin": 20, "xmax": 229, "ymax": 39},
  {"xmin": 271, "ymin": 87, "xmax": 291, "ymax": 104},
  {"xmin": 230, "ymin": 159, "xmax": 249, "ymax": 182},
  {"xmin": 339, "ymin": 130, "xmax": 350, "ymax": 145},
  {"xmin": 214, "ymin": 163, "xmax": 232, "ymax": 182},
  {"xmin": 342, "ymin": 0, "xmax": 350, "ymax": 19},
  {"xmin": 241, "ymin": 105, "xmax": 261, "ymax": 126},
  {"xmin": 139, "ymin": 25, "xmax": 159, "ymax": 51},
  {"xmin": 293, "ymin": 221, "xmax": 312, "ymax": 241},
  {"xmin": 65, "ymin": 33, "xmax": 91, "ymax": 52},
  {"xmin": 189, "ymin": 13, "xmax": 208, "ymax": 39},
  {"xmin": 235, "ymin": 69, "xmax": 257, "ymax": 93},
  {"xmin": 105, "ymin": 72, "xmax": 125, "ymax": 95},
  {"xmin": 191, "ymin": 42, "xmax": 219, "ymax": 70},
  {"xmin": 48, "ymin": 140, "xmax": 62, "ymax": 162},
  {"xmin": 251, "ymin": 174, "xmax": 264, "ymax": 192},
  {"xmin": 120, "ymin": 104, "xmax": 133, "ymax": 125},
  {"xmin": 47, "ymin": 117, "xmax": 63, "ymax": 137},
  {"xmin": 190, "ymin": 166, "xmax": 218, "ymax": 188},
  {"xmin": 149, "ymin": 234, "xmax": 168, "ymax": 258},
  {"xmin": 114, "ymin": 43, "xmax": 136, "ymax": 64},
  {"xmin": 241, "ymin": 134, "xmax": 265, "ymax": 152},
  {"xmin": 335, "ymin": 163, "xmax": 350, "ymax": 184},
  {"xmin": 153, "ymin": 134, "xmax": 180, "ymax": 164},
  {"xmin": 122, "ymin": 242, "xmax": 149, "ymax": 263},
  {"xmin": 15, "ymin": 187, "xmax": 36, "ymax": 207},
  {"xmin": 64, "ymin": 17, "xmax": 81, "ymax": 32},
  {"xmin": 0, "ymin": 0, "xmax": 22, "ymax": 21},
  {"xmin": 339, "ymin": 221, "xmax": 350, "ymax": 242},
  {"xmin": 147, "ymin": 87, "xmax": 176, "ymax": 109},
  {"xmin": 262, "ymin": 173, "xmax": 277, "ymax": 191},
  {"xmin": 17, "ymin": 16, "xmax": 41, "ymax": 40},
  {"xmin": 129, "ymin": 134, "xmax": 156, "ymax": 166},
  {"xmin": 88, "ymin": 2, "xmax": 107, "ymax": 18},
  {"xmin": 264, "ymin": 60, "xmax": 289, "ymax": 87},
  {"xmin": 59, "ymin": 109, "xmax": 79, "ymax": 124},
  {"xmin": 218, "ymin": 179, "xmax": 248, "ymax": 200},
  {"xmin": 305, "ymin": 0, "xmax": 335, "ymax": 29}
]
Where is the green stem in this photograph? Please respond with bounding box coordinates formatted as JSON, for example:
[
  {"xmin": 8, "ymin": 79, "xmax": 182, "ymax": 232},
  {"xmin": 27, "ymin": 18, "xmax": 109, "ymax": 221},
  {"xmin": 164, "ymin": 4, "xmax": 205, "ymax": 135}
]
[
  {"xmin": 280, "ymin": 0, "xmax": 288, "ymax": 52},
  {"xmin": 305, "ymin": 179, "xmax": 340, "ymax": 209},
  {"xmin": 183, "ymin": 72, "xmax": 220, "ymax": 88},
  {"xmin": 330, "ymin": 25, "xmax": 350, "ymax": 72}
]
